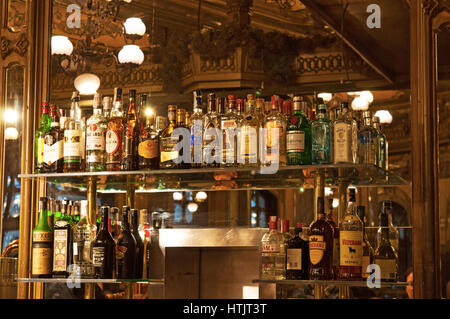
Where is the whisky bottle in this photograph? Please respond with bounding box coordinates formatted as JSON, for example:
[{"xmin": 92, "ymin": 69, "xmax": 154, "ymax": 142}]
[
  {"xmin": 358, "ymin": 111, "xmax": 378, "ymax": 166},
  {"xmin": 131, "ymin": 209, "xmax": 144, "ymax": 279},
  {"xmin": 52, "ymin": 200, "xmax": 72, "ymax": 278},
  {"xmin": 92, "ymin": 206, "xmax": 116, "ymax": 279},
  {"xmin": 356, "ymin": 205, "xmax": 374, "ymax": 279},
  {"xmin": 263, "ymin": 99, "xmax": 287, "ymax": 166},
  {"xmin": 32, "ymin": 197, "xmax": 53, "ymax": 278},
  {"xmin": 238, "ymin": 94, "xmax": 260, "ymax": 167},
  {"xmin": 160, "ymin": 105, "xmax": 178, "ymax": 169},
  {"xmin": 63, "ymin": 92, "xmax": 84, "ymax": 172},
  {"xmin": 35, "ymin": 102, "xmax": 51, "ymax": 173},
  {"xmin": 203, "ymin": 93, "xmax": 221, "ymax": 167},
  {"xmin": 86, "ymin": 93, "xmax": 107, "ymax": 172},
  {"xmin": 220, "ymin": 94, "xmax": 241, "ymax": 167},
  {"xmin": 138, "ymin": 109, "xmax": 159, "ymax": 170},
  {"xmin": 326, "ymin": 198, "xmax": 340, "ymax": 279},
  {"xmin": 286, "ymin": 222, "xmax": 309, "ymax": 280},
  {"xmin": 190, "ymin": 90, "xmax": 203, "ymax": 168},
  {"xmin": 311, "ymin": 98, "xmax": 331, "ymax": 164},
  {"xmin": 372, "ymin": 116, "xmax": 388, "ymax": 170},
  {"xmin": 122, "ymin": 89, "xmax": 138, "ymax": 171},
  {"xmin": 260, "ymin": 216, "xmax": 286, "ymax": 280},
  {"xmin": 333, "ymin": 102, "xmax": 358, "ymax": 164},
  {"xmin": 106, "ymin": 88, "xmax": 125, "ymax": 171},
  {"xmin": 286, "ymin": 97, "xmax": 311, "ymax": 165},
  {"xmin": 116, "ymin": 206, "xmax": 137, "ymax": 279},
  {"xmin": 43, "ymin": 105, "xmax": 64, "ymax": 173}
]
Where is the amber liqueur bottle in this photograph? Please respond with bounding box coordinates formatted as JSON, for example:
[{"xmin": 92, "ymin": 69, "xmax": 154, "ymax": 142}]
[
  {"xmin": 309, "ymin": 196, "xmax": 334, "ymax": 280},
  {"xmin": 160, "ymin": 105, "xmax": 178, "ymax": 169},
  {"xmin": 116, "ymin": 206, "xmax": 137, "ymax": 279},
  {"xmin": 32, "ymin": 197, "xmax": 53, "ymax": 278},
  {"xmin": 138, "ymin": 109, "xmax": 159, "ymax": 170},
  {"xmin": 175, "ymin": 108, "xmax": 191, "ymax": 169},
  {"xmin": 92, "ymin": 206, "xmax": 116, "ymax": 279},
  {"xmin": 106, "ymin": 88, "xmax": 125, "ymax": 171},
  {"xmin": 122, "ymin": 89, "xmax": 139, "ymax": 171},
  {"xmin": 326, "ymin": 197, "xmax": 340, "ymax": 279},
  {"xmin": 43, "ymin": 105, "xmax": 64, "ymax": 173}
]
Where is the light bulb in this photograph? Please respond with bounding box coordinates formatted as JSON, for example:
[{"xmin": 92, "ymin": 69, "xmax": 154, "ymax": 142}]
[
  {"xmin": 187, "ymin": 203, "xmax": 198, "ymax": 213},
  {"xmin": 118, "ymin": 45, "xmax": 145, "ymax": 65},
  {"xmin": 195, "ymin": 191, "xmax": 208, "ymax": 202},
  {"xmin": 374, "ymin": 110, "xmax": 393, "ymax": 124},
  {"xmin": 360, "ymin": 91, "xmax": 374, "ymax": 103},
  {"xmin": 74, "ymin": 73, "xmax": 100, "ymax": 95},
  {"xmin": 51, "ymin": 35, "xmax": 73, "ymax": 55},
  {"xmin": 4, "ymin": 108, "xmax": 18, "ymax": 125}
]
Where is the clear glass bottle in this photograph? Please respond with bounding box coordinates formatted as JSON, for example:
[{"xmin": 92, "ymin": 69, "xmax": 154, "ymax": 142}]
[
  {"xmin": 372, "ymin": 116, "xmax": 388, "ymax": 170},
  {"xmin": 238, "ymin": 94, "xmax": 260, "ymax": 167},
  {"xmin": 333, "ymin": 102, "xmax": 358, "ymax": 164},
  {"xmin": 190, "ymin": 90, "xmax": 203, "ymax": 168},
  {"xmin": 106, "ymin": 88, "xmax": 125, "ymax": 171},
  {"xmin": 86, "ymin": 93, "xmax": 107, "ymax": 172},
  {"xmin": 43, "ymin": 105, "xmax": 64, "ymax": 173},
  {"xmin": 311, "ymin": 98, "xmax": 331, "ymax": 164},
  {"xmin": 63, "ymin": 92, "xmax": 84, "ymax": 172},
  {"xmin": 286, "ymin": 96, "xmax": 311, "ymax": 165},
  {"xmin": 357, "ymin": 205, "xmax": 374, "ymax": 279},
  {"xmin": 263, "ymin": 99, "xmax": 287, "ymax": 166},
  {"xmin": 202, "ymin": 93, "xmax": 221, "ymax": 167},
  {"xmin": 159, "ymin": 105, "xmax": 178, "ymax": 169},
  {"xmin": 138, "ymin": 109, "xmax": 159, "ymax": 170},
  {"xmin": 358, "ymin": 111, "xmax": 378, "ymax": 166},
  {"xmin": 261, "ymin": 216, "xmax": 286, "ymax": 280},
  {"xmin": 221, "ymin": 94, "xmax": 241, "ymax": 167},
  {"xmin": 376, "ymin": 201, "xmax": 399, "ymax": 252}
]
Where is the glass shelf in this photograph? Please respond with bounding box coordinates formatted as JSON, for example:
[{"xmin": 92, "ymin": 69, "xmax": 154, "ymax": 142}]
[
  {"xmin": 18, "ymin": 164, "xmax": 409, "ymax": 192},
  {"xmin": 17, "ymin": 278, "xmax": 164, "ymax": 284},
  {"xmin": 253, "ymin": 279, "xmax": 408, "ymax": 288}
]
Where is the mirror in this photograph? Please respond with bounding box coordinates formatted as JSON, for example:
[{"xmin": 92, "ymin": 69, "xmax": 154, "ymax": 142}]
[{"xmin": 6, "ymin": 0, "xmax": 26, "ymax": 33}]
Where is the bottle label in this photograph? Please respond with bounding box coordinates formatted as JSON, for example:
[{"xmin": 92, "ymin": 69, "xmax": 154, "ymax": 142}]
[
  {"xmin": 32, "ymin": 246, "xmax": 52, "ymax": 275},
  {"xmin": 339, "ymin": 230, "xmax": 363, "ymax": 266},
  {"xmin": 138, "ymin": 139, "xmax": 159, "ymax": 159},
  {"xmin": 374, "ymin": 258, "xmax": 397, "ymax": 280},
  {"xmin": 265, "ymin": 121, "xmax": 285, "ymax": 162},
  {"xmin": 115, "ymin": 245, "xmax": 128, "ymax": 262},
  {"xmin": 362, "ymin": 255, "xmax": 371, "ymax": 279},
  {"xmin": 287, "ymin": 131, "xmax": 305, "ymax": 152},
  {"xmin": 221, "ymin": 119, "xmax": 237, "ymax": 163},
  {"xmin": 286, "ymin": 248, "xmax": 302, "ymax": 270},
  {"xmin": 53, "ymin": 229, "xmax": 68, "ymax": 272},
  {"xmin": 86, "ymin": 124, "xmax": 105, "ymax": 152},
  {"xmin": 334, "ymin": 122, "xmax": 351, "ymax": 162},
  {"xmin": 239, "ymin": 126, "xmax": 258, "ymax": 161},
  {"xmin": 37, "ymin": 137, "xmax": 45, "ymax": 165},
  {"xmin": 160, "ymin": 136, "xmax": 178, "ymax": 163},
  {"xmin": 92, "ymin": 246, "xmax": 105, "ymax": 267},
  {"xmin": 190, "ymin": 120, "xmax": 203, "ymax": 159},
  {"xmin": 33, "ymin": 231, "xmax": 53, "ymax": 242},
  {"xmin": 44, "ymin": 140, "xmax": 63, "ymax": 166},
  {"xmin": 106, "ymin": 129, "xmax": 120, "ymax": 155},
  {"xmin": 262, "ymin": 243, "xmax": 279, "ymax": 254},
  {"xmin": 309, "ymin": 235, "xmax": 326, "ymax": 265},
  {"xmin": 64, "ymin": 129, "xmax": 82, "ymax": 158}
]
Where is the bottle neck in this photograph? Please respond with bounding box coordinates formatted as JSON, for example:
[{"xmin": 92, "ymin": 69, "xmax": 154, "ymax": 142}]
[
  {"xmin": 37, "ymin": 201, "xmax": 49, "ymax": 227},
  {"xmin": 101, "ymin": 210, "xmax": 109, "ymax": 231},
  {"xmin": 131, "ymin": 214, "xmax": 138, "ymax": 233},
  {"xmin": 93, "ymin": 107, "xmax": 102, "ymax": 116},
  {"xmin": 71, "ymin": 99, "xmax": 81, "ymax": 120}
]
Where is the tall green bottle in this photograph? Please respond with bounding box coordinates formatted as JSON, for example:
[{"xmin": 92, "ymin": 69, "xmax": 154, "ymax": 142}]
[
  {"xmin": 35, "ymin": 102, "xmax": 51, "ymax": 173},
  {"xmin": 286, "ymin": 96, "xmax": 311, "ymax": 165},
  {"xmin": 32, "ymin": 197, "xmax": 53, "ymax": 278}
]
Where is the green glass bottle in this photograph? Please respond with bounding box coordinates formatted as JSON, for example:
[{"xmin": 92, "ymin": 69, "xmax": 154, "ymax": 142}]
[
  {"xmin": 32, "ymin": 197, "xmax": 53, "ymax": 278},
  {"xmin": 311, "ymin": 98, "xmax": 331, "ymax": 164},
  {"xmin": 35, "ymin": 102, "xmax": 51, "ymax": 173},
  {"xmin": 286, "ymin": 96, "xmax": 311, "ymax": 165}
]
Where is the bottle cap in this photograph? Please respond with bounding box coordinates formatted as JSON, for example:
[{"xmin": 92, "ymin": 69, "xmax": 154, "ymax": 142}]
[
  {"xmin": 268, "ymin": 216, "xmax": 278, "ymax": 229},
  {"xmin": 281, "ymin": 219, "xmax": 290, "ymax": 233},
  {"xmin": 247, "ymin": 94, "xmax": 255, "ymax": 100},
  {"xmin": 228, "ymin": 94, "xmax": 236, "ymax": 101},
  {"xmin": 296, "ymin": 222, "xmax": 302, "ymax": 229},
  {"xmin": 93, "ymin": 93, "xmax": 102, "ymax": 109}
]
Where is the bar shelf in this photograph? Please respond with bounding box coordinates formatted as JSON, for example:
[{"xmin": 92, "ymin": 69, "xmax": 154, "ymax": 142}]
[
  {"xmin": 17, "ymin": 278, "xmax": 164, "ymax": 285},
  {"xmin": 253, "ymin": 279, "xmax": 408, "ymax": 288}
]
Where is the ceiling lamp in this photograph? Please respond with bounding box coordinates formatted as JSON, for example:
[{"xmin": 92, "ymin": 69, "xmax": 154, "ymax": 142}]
[
  {"xmin": 351, "ymin": 96, "xmax": 370, "ymax": 111},
  {"xmin": 173, "ymin": 192, "xmax": 183, "ymax": 201},
  {"xmin": 124, "ymin": 17, "xmax": 146, "ymax": 36},
  {"xmin": 318, "ymin": 93, "xmax": 333, "ymax": 103},
  {"xmin": 195, "ymin": 191, "xmax": 208, "ymax": 202},
  {"xmin": 74, "ymin": 73, "xmax": 101, "ymax": 95},
  {"xmin": 374, "ymin": 110, "xmax": 393, "ymax": 124},
  {"xmin": 360, "ymin": 91, "xmax": 374, "ymax": 103},
  {"xmin": 118, "ymin": 44, "xmax": 145, "ymax": 65},
  {"xmin": 51, "ymin": 35, "xmax": 73, "ymax": 55}
]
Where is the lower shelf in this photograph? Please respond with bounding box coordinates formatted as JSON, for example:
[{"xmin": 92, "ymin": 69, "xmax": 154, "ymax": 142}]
[
  {"xmin": 254, "ymin": 279, "xmax": 408, "ymax": 287},
  {"xmin": 18, "ymin": 278, "xmax": 164, "ymax": 285}
]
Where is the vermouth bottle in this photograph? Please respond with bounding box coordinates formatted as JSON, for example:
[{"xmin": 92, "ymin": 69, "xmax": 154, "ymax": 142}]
[
  {"xmin": 106, "ymin": 88, "xmax": 125, "ymax": 171},
  {"xmin": 32, "ymin": 197, "xmax": 53, "ymax": 278},
  {"xmin": 43, "ymin": 105, "xmax": 64, "ymax": 173},
  {"xmin": 131, "ymin": 209, "xmax": 144, "ymax": 278},
  {"xmin": 286, "ymin": 97, "xmax": 311, "ymax": 165},
  {"xmin": 221, "ymin": 94, "xmax": 240, "ymax": 167},
  {"xmin": 116, "ymin": 206, "xmax": 137, "ymax": 279},
  {"xmin": 122, "ymin": 89, "xmax": 138, "ymax": 171},
  {"xmin": 263, "ymin": 99, "xmax": 287, "ymax": 166},
  {"xmin": 86, "ymin": 93, "xmax": 107, "ymax": 172},
  {"xmin": 190, "ymin": 90, "xmax": 203, "ymax": 167},
  {"xmin": 238, "ymin": 94, "xmax": 260, "ymax": 167},
  {"xmin": 92, "ymin": 206, "xmax": 115, "ymax": 279},
  {"xmin": 203, "ymin": 93, "xmax": 221, "ymax": 167},
  {"xmin": 311, "ymin": 99, "xmax": 331, "ymax": 164},
  {"xmin": 138, "ymin": 109, "xmax": 159, "ymax": 170},
  {"xmin": 63, "ymin": 92, "xmax": 84, "ymax": 172},
  {"xmin": 260, "ymin": 216, "xmax": 285, "ymax": 280},
  {"xmin": 35, "ymin": 102, "xmax": 51, "ymax": 173},
  {"xmin": 52, "ymin": 200, "xmax": 72, "ymax": 278},
  {"xmin": 160, "ymin": 105, "xmax": 178, "ymax": 169}
]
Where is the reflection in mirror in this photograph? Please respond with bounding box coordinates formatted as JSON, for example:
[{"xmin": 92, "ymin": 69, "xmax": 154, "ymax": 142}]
[
  {"xmin": 6, "ymin": 0, "xmax": 26, "ymax": 32},
  {"xmin": 1, "ymin": 64, "xmax": 24, "ymax": 252}
]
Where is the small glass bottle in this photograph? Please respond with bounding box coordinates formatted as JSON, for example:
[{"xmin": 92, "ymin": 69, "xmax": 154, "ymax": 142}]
[
  {"xmin": 160, "ymin": 105, "xmax": 178, "ymax": 169},
  {"xmin": 190, "ymin": 90, "xmax": 204, "ymax": 168},
  {"xmin": 203, "ymin": 93, "xmax": 221, "ymax": 167},
  {"xmin": 358, "ymin": 111, "xmax": 378, "ymax": 166},
  {"xmin": 44, "ymin": 105, "xmax": 64, "ymax": 173},
  {"xmin": 106, "ymin": 88, "xmax": 125, "ymax": 171},
  {"xmin": 311, "ymin": 98, "xmax": 331, "ymax": 164},
  {"xmin": 372, "ymin": 116, "xmax": 389, "ymax": 170},
  {"xmin": 286, "ymin": 97, "xmax": 311, "ymax": 165},
  {"xmin": 138, "ymin": 109, "xmax": 159, "ymax": 170},
  {"xmin": 286, "ymin": 222, "xmax": 309, "ymax": 280},
  {"xmin": 86, "ymin": 93, "xmax": 107, "ymax": 172},
  {"xmin": 63, "ymin": 92, "xmax": 84, "ymax": 172},
  {"xmin": 261, "ymin": 216, "xmax": 286, "ymax": 280}
]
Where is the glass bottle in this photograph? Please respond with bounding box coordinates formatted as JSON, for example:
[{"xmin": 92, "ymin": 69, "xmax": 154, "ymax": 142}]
[
  {"xmin": 374, "ymin": 201, "xmax": 398, "ymax": 282},
  {"xmin": 263, "ymin": 99, "xmax": 287, "ymax": 166},
  {"xmin": 63, "ymin": 92, "xmax": 84, "ymax": 172},
  {"xmin": 59, "ymin": 108, "xmax": 68, "ymax": 132},
  {"xmin": 43, "ymin": 105, "xmax": 64, "ymax": 173},
  {"xmin": 221, "ymin": 94, "xmax": 240, "ymax": 167},
  {"xmin": 156, "ymin": 116, "xmax": 168, "ymax": 134},
  {"xmin": 339, "ymin": 188, "xmax": 364, "ymax": 280},
  {"xmin": 102, "ymin": 96, "xmax": 113, "ymax": 119},
  {"xmin": 175, "ymin": 108, "xmax": 191, "ymax": 169},
  {"xmin": 255, "ymin": 98, "xmax": 266, "ymax": 125},
  {"xmin": 287, "ymin": 96, "xmax": 311, "ymax": 165},
  {"xmin": 122, "ymin": 89, "xmax": 138, "ymax": 171},
  {"xmin": 203, "ymin": 93, "xmax": 221, "ymax": 167},
  {"xmin": 217, "ymin": 97, "xmax": 225, "ymax": 117},
  {"xmin": 110, "ymin": 207, "xmax": 120, "ymax": 241},
  {"xmin": 31, "ymin": 197, "xmax": 53, "ymax": 278},
  {"xmin": 131, "ymin": 209, "xmax": 144, "ymax": 279},
  {"xmin": 238, "ymin": 94, "xmax": 260, "ymax": 167},
  {"xmin": 260, "ymin": 216, "xmax": 286, "ymax": 280},
  {"xmin": 326, "ymin": 197, "xmax": 340, "ymax": 279},
  {"xmin": 356, "ymin": 205, "xmax": 374, "ymax": 279},
  {"xmin": 311, "ymin": 98, "xmax": 331, "ymax": 164},
  {"xmin": 138, "ymin": 208, "xmax": 150, "ymax": 242},
  {"xmin": 35, "ymin": 102, "xmax": 51, "ymax": 173},
  {"xmin": 333, "ymin": 102, "xmax": 358, "ymax": 164},
  {"xmin": 106, "ymin": 88, "xmax": 125, "ymax": 171},
  {"xmin": 138, "ymin": 109, "xmax": 159, "ymax": 170},
  {"xmin": 358, "ymin": 111, "xmax": 378, "ymax": 166},
  {"xmin": 376, "ymin": 201, "xmax": 399, "ymax": 252},
  {"xmin": 286, "ymin": 222, "xmax": 309, "ymax": 280},
  {"xmin": 116, "ymin": 206, "xmax": 137, "ymax": 279},
  {"xmin": 92, "ymin": 206, "xmax": 116, "ymax": 279},
  {"xmin": 160, "ymin": 105, "xmax": 178, "ymax": 169},
  {"xmin": 236, "ymin": 98, "xmax": 245, "ymax": 118},
  {"xmin": 190, "ymin": 90, "xmax": 203, "ymax": 168},
  {"xmin": 137, "ymin": 93, "xmax": 147, "ymax": 133},
  {"xmin": 372, "ymin": 116, "xmax": 389, "ymax": 170},
  {"xmin": 309, "ymin": 196, "xmax": 334, "ymax": 280},
  {"xmin": 86, "ymin": 93, "xmax": 107, "ymax": 172},
  {"xmin": 52, "ymin": 200, "xmax": 72, "ymax": 278}
]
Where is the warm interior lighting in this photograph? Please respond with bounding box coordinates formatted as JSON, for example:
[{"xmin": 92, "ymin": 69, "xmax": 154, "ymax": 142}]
[
  {"xmin": 145, "ymin": 107, "xmax": 153, "ymax": 117},
  {"xmin": 187, "ymin": 202, "xmax": 198, "ymax": 213},
  {"xmin": 195, "ymin": 191, "xmax": 208, "ymax": 202},
  {"xmin": 51, "ymin": 35, "xmax": 73, "ymax": 55},
  {"xmin": 4, "ymin": 108, "xmax": 18, "ymax": 125},
  {"xmin": 173, "ymin": 192, "xmax": 183, "ymax": 201},
  {"xmin": 332, "ymin": 198, "xmax": 339, "ymax": 208},
  {"xmin": 124, "ymin": 18, "xmax": 146, "ymax": 36},
  {"xmin": 360, "ymin": 91, "xmax": 374, "ymax": 103},
  {"xmin": 118, "ymin": 45, "xmax": 145, "ymax": 65},
  {"xmin": 351, "ymin": 96, "xmax": 370, "ymax": 111},
  {"xmin": 318, "ymin": 93, "xmax": 333, "ymax": 103},
  {"xmin": 74, "ymin": 73, "xmax": 101, "ymax": 95},
  {"xmin": 324, "ymin": 187, "xmax": 333, "ymax": 197},
  {"xmin": 374, "ymin": 110, "xmax": 393, "ymax": 124},
  {"xmin": 5, "ymin": 127, "xmax": 19, "ymax": 140}
]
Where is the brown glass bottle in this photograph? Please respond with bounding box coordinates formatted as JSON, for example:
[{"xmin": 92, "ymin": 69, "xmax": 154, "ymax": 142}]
[
  {"xmin": 326, "ymin": 197, "xmax": 340, "ymax": 279},
  {"xmin": 138, "ymin": 111, "xmax": 159, "ymax": 170},
  {"xmin": 309, "ymin": 196, "xmax": 334, "ymax": 280},
  {"xmin": 175, "ymin": 108, "xmax": 191, "ymax": 169},
  {"xmin": 106, "ymin": 88, "xmax": 125, "ymax": 171},
  {"xmin": 44, "ymin": 105, "xmax": 64, "ymax": 173},
  {"xmin": 160, "ymin": 105, "xmax": 178, "ymax": 169},
  {"xmin": 122, "ymin": 90, "xmax": 138, "ymax": 171}
]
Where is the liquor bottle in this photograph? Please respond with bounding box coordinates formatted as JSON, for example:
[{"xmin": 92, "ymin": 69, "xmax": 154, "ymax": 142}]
[
  {"xmin": 102, "ymin": 96, "xmax": 113, "ymax": 119},
  {"xmin": 372, "ymin": 116, "xmax": 388, "ymax": 170},
  {"xmin": 63, "ymin": 92, "xmax": 84, "ymax": 172},
  {"xmin": 255, "ymin": 98, "xmax": 266, "ymax": 125},
  {"xmin": 122, "ymin": 90, "xmax": 138, "ymax": 171},
  {"xmin": 52, "ymin": 200, "xmax": 72, "ymax": 277},
  {"xmin": 86, "ymin": 93, "xmax": 107, "ymax": 172},
  {"xmin": 138, "ymin": 108, "xmax": 159, "ymax": 170},
  {"xmin": 326, "ymin": 198, "xmax": 340, "ymax": 279},
  {"xmin": 131, "ymin": 209, "xmax": 144, "ymax": 278},
  {"xmin": 138, "ymin": 93, "xmax": 147, "ymax": 133},
  {"xmin": 175, "ymin": 108, "xmax": 191, "ymax": 169},
  {"xmin": 287, "ymin": 97, "xmax": 311, "ymax": 165},
  {"xmin": 358, "ymin": 111, "xmax": 378, "ymax": 166},
  {"xmin": 35, "ymin": 102, "xmax": 51, "ymax": 173},
  {"xmin": 59, "ymin": 108, "xmax": 68, "ymax": 131},
  {"xmin": 221, "ymin": 94, "xmax": 240, "ymax": 167},
  {"xmin": 43, "ymin": 105, "xmax": 64, "ymax": 173},
  {"xmin": 286, "ymin": 222, "xmax": 309, "ymax": 280},
  {"xmin": 116, "ymin": 206, "xmax": 137, "ymax": 279},
  {"xmin": 311, "ymin": 98, "xmax": 331, "ymax": 164},
  {"xmin": 263, "ymin": 98, "xmax": 287, "ymax": 166},
  {"xmin": 238, "ymin": 94, "xmax": 260, "ymax": 167},
  {"xmin": 309, "ymin": 196, "xmax": 333, "ymax": 280},
  {"xmin": 282, "ymin": 100, "xmax": 292, "ymax": 120},
  {"xmin": 138, "ymin": 209, "xmax": 150, "ymax": 241},
  {"xmin": 156, "ymin": 116, "xmax": 168, "ymax": 134},
  {"xmin": 160, "ymin": 105, "xmax": 178, "ymax": 169},
  {"xmin": 376, "ymin": 201, "xmax": 399, "ymax": 252},
  {"xmin": 280, "ymin": 219, "xmax": 293, "ymax": 243},
  {"xmin": 260, "ymin": 216, "xmax": 286, "ymax": 280},
  {"xmin": 374, "ymin": 201, "xmax": 398, "ymax": 282},
  {"xmin": 110, "ymin": 206, "xmax": 120, "ymax": 240},
  {"xmin": 217, "ymin": 97, "xmax": 225, "ymax": 116},
  {"xmin": 92, "ymin": 206, "xmax": 116, "ymax": 279},
  {"xmin": 72, "ymin": 200, "xmax": 97, "ymax": 278},
  {"xmin": 190, "ymin": 90, "xmax": 204, "ymax": 168},
  {"xmin": 236, "ymin": 98, "xmax": 245, "ymax": 117},
  {"xmin": 106, "ymin": 88, "xmax": 125, "ymax": 171},
  {"xmin": 356, "ymin": 205, "xmax": 374, "ymax": 279},
  {"xmin": 32, "ymin": 197, "xmax": 53, "ymax": 278},
  {"xmin": 203, "ymin": 93, "xmax": 221, "ymax": 167},
  {"xmin": 333, "ymin": 102, "xmax": 358, "ymax": 164},
  {"xmin": 339, "ymin": 188, "xmax": 363, "ymax": 280}
]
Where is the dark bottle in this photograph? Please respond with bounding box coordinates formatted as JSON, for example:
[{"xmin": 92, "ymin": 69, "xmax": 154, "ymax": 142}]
[
  {"xmin": 357, "ymin": 205, "xmax": 375, "ymax": 279},
  {"xmin": 92, "ymin": 206, "xmax": 116, "ymax": 279},
  {"xmin": 326, "ymin": 197, "xmax": 340, "ymax": 279},
  {"xmin": 122, "ymin": 89, "xmax": 138, "ymax": 171},
  {"xmin": 106, "ymin": 88, "xmax": 125, "ymax": 171},
  {"xmin": 43, "ymin": 105, "xmax": 64, "ymax": 173},
  {"xmin": 116, "ymin": 206, "xmax": 136, "ymax": 279},
  {"xmin": 175, "ymin": 108, "xmax": 191, "ymax": 169},
  {"xmin": 286, "ymin": 223, "xmax": 309, "ymax": 280},
  {"xmin": 130, "ymin": 209, "xmax": 144, "ymax": 279},
  {"xmin": 35, "ymin": 102, "xmax": 51, "ymax": 173},
  {"xmin": 137, "ymin": 93, "xmax": 147, "ymax": 133},
  {"xmin": 138, "ymin": 109, "xmax": 159, "ymax": 170},
  {"xmin": 52, "ymin": 200, "xmax": 72, "ymax": 278},
  {"xmin": 110, "ymin": 207, "xmax": 120, "ymax": 240},
  {"xmin": 309, "ymin": 196, "xmax": 334, "ymax": 280},
  {"xmin": 32, "ymin": 197, "xmax": 53, "ymax": 278}
]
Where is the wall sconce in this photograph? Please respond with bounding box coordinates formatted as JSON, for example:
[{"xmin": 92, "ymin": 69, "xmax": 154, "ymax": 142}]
[
  {"xmin": 74, "ymin": 73, "xmax": 101, "ymax": 95},
  {"xmin": 187, "ymin": 202, "xmax": 199, "ymax": 213},
  {"xmin": 173, "ymin": 192, "xmax": 183, "ymax": 201},
  {"xmin": 51, "ymin": 35, "xmax": 74, "ymax": 56},
  {"xmin": 195, "ymin": 191, "xmax": 208, "ymax": 203}
]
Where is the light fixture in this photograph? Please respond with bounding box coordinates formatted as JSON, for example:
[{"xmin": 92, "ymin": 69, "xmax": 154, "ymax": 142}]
[
  {"xmin": 118, "ymin": 44, "xmax": 145, "ymax": 65},
  {"xmin": 195, "ymin": 191, "xmax": 208, "ymax": 202},
  {"xmin": 374, "ymin": 110, "xmax": 393, "ymax": 124},
  {"xmin": 318, "ymin": 93, "xmax": 333, "ymax": 103},
  {"xmin": 360, "ymin": 91, "xmax": 374, "ymax": 103},
  {"xmin": 5, "ymin": 127, "xmax": 19, "ymax": 140},
  {"xmin": 332, "ymin": 198, "xmax": 339, "ymax": 208},
  {"xmin": 173, "ymin": 192, "xmax": 183, "ymax": 201},
  {"xmin": 145, "ymin": 107, "xmax": 153, "ymax": 117},
  {"xmin": 187, "ymin": 202, "xmax": 198, "ymax": 213},
  {"xmin": 4, "ymin": 108, "xmax": 18, "ymax": 125},
  {"xmin": 324, "ymin": 187, "xmax": 333, "ymax": 197},
  {"xmin": 124, "ymin": 18, "xmax": 146, "ymax": 36},
  {"xmin": 351, "ymin": 96, "xmax": 370, "ymax": 111},
  {"xmin": 74, "ymin": 73, "xmax": 101, "ymax": 95},
  {"xmin": 51, "ymin": 35, "xmax": 73, "ymax": 55}
]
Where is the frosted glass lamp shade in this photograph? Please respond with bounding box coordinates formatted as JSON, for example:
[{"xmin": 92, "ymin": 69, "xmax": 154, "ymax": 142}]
[
  {"xmin": 118, "ymin": 45, "xmax": 145, "ymax": 65},
  {"xmin": 74, "ymin": 73, "xmax": 101, "ymax": 95},
  {"xmin": 51, "ymin": 36, "xmax": 73, "ymax": 55},
  {"xmin": 374, "ymin": 110, "xmax": 393, "ymax": 124},
  {"xmin": 124, "ymin": 18, "xmax": 146, "ymax": 36},
  {"xmin": 351, "ymin": 96, "xmax": 370, "ymax": 111},
  {"xmin": 360, "ymin": 91, "xmax": 374, "ymax": 103},
  {"xmin": 318, "ymin": 93, "xmax": 333, "ymax": 103}
]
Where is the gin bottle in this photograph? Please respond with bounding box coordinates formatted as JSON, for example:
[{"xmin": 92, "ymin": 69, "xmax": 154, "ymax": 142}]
[
  {"xmin": 261, "ymin": 216, "xmax": 286, "ymax": 280},
  {"xmin": 358, "ymin": 111, "xmax": 378, "ymax": 166},
  {"xmin": 286, "ymin": 96, "xmax": 311, "ymax": 165},
  {"xmin": 238, "ymin": 94, "xmax": 261, "ymax": 167},
  {"xmin": 311, "ymin": 99, "xmax": 331, "ymax": 164},
  {"xmin": 190, "ymin": 90, "xmax": 203, "ymax": 168},
  {"xmin": 86, "ymin": 93, "xmax": 107, "ymax": 172},
  {"xmin": 372, "ymin": 116, "xmax": 388, "ymax": 170},
  {"xmin": 221, "ymin": 94, "xmax": 241, "ymax": 167},
  {"xmin": 333, "ymin": 102, "xmax": 358, "ymax": 164}
]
